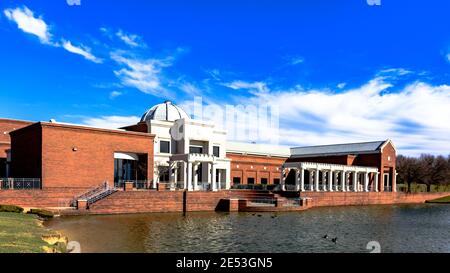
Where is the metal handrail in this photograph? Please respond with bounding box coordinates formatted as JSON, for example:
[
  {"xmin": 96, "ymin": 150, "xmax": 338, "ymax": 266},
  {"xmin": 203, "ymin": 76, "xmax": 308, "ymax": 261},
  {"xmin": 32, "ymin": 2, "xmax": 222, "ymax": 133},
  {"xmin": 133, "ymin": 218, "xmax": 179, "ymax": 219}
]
[
  {"xmin": 0, "ymin": 178, "xmax": 41, "ymax": 190},
  {"xmin": 71, "ymin": 182, "xmax": 109, "ymax": 207}
]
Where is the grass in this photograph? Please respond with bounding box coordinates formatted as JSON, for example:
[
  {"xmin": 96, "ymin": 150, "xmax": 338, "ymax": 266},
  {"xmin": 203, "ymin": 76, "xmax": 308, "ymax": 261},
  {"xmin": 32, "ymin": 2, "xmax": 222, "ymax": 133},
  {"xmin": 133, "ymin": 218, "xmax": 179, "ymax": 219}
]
[
  {"xmin": 426, "ymin": 195, "xmax": 450, "ymax": 204},
  {"xmin": 0, "ymin": 212, "xmax": 59, "ymax": 253}
]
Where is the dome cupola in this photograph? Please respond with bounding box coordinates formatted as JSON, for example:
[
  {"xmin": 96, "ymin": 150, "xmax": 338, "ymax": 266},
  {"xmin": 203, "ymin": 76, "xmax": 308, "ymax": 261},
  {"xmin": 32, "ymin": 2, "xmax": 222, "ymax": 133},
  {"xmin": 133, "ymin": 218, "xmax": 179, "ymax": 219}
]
[{"xmin": 140, "ymin": 100, "xmax": 190, "ymax": 122}]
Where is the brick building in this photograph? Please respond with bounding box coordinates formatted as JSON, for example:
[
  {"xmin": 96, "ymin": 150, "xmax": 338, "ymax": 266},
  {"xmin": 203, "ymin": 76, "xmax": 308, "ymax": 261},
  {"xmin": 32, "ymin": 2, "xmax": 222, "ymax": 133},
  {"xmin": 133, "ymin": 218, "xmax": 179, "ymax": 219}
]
[{"xmin": 0, "ymin": 101, "xmax": 397, "ymax": 194}]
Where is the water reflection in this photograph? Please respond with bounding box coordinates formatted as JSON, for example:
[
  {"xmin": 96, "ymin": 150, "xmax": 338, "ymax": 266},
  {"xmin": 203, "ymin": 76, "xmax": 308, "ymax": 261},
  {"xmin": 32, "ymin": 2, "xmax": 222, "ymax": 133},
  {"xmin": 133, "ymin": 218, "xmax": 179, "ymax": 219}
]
[{"xmin": 46, "ymin": 204, "xmax": 450, "ymax": 253}]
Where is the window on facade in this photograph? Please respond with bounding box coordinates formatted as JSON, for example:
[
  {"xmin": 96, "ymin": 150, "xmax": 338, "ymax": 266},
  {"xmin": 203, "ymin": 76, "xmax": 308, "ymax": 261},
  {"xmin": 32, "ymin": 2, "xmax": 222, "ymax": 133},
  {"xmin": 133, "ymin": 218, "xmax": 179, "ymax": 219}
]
[
  {"xmin": 247, "ymin": 177, "xmax": 255, "ymax": 184},
  {"xmin": 261, "ymin": 178, "xmax": 268, "ymax": 185},
  {"xmin": 233, "ymin": 177, "xmax": 241, "ymax": 185},
  {"xmin": 189, "ymin": 146, "xmax": 203, "ymax": 154},
  {"xmin": 160, "ymin": 141, "xmax": 170, "ymax": 153},
  {"xmin": 213, "ymin": 146, "xmax": 220, "ymax": 157},
  {"xmin": 273, "ymin": 178, "xmax": 280, "ymax": 185}
]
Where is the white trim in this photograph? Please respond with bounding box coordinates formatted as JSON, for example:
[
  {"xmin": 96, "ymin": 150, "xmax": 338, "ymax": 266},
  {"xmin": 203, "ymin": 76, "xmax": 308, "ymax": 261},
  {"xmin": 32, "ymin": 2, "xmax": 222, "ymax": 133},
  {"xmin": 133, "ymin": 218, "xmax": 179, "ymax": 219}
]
[{"xmin": 114, "ymin": 152, "xmax": 139, "ymax": 161}]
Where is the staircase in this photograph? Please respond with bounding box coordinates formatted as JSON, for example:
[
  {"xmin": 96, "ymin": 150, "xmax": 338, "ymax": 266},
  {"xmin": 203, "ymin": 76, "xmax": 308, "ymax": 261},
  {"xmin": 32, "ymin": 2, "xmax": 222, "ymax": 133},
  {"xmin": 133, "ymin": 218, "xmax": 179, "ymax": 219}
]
[{"xmin": 70, "ymin": 182, "xmax": 118, "ymax": 209}]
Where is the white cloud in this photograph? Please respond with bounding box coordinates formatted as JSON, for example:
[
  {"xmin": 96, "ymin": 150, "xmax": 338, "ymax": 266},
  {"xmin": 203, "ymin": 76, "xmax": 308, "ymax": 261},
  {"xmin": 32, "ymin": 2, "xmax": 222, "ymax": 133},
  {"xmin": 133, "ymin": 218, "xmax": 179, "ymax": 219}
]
[
  {"xmin": 109, "ymin": 91, "xmax": 122, "ymax": 99},
  {"xmin": 67, "ymin": 0, "xmax": 81, "ymax": 6},
  {"xmin": 82, "ymin": 115, "xmax": 140, "ymax": 129},
  {"xmin": 111, "ymin": 52, "xmax": 173, "ymax": 98},
  {"xmin": 337, "ymin": 82, "xmax": 347, "ymax": 89},
  {"xmin": 224, "ymin": 81, "xmax": 269, "ymax": 93},
  {"xmin": 245, "ymin": 77, "xmax": 450, "ymax": 156},
  {"xmin": 4, "ymin": 6, "xmax": 51, "ymax": 44},
  {"xmin": 116, "ymin": 29, "xmax": 145, "ymax": 48},
  {"xmin": 290, "ymin": 56, "xmax": 304, "ymax": 65},
  {"xmin": 447, "ymin": 53, "xmax": 450, "ymax": 62},
  {"xmin": 62, "ymin": 40, "xmax": 103, "ymax": 63}
]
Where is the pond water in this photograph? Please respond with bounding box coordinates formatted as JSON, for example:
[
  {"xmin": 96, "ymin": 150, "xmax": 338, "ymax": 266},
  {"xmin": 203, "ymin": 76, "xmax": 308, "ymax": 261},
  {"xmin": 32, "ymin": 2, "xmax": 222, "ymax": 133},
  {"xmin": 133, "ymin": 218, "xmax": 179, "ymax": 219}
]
[{"xmin": 45, "ymin": 204, "xmax": 450, "ymax": 253}]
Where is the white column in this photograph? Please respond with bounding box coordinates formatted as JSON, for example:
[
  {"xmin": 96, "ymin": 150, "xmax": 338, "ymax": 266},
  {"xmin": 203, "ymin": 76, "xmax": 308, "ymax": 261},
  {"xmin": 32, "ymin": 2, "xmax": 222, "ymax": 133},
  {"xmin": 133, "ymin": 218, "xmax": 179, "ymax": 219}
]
[
  {"xmin": 207, "ymin": 162, "xmax": 212, "ymax": 184},
  {"xmin": 393, "ymin": 171, "xmax": 398, "ymax": 192},
  {"xmin": 300, "ymin": 168, "xmax": 305, "ymax": 192},
  {"xmin": 353, "ymin": 171, "xmax": 358, "ymax": 192},
  {"xmin": 322, "ymin": 171, "xmax": 327, "ymax": 191},
  {"xmin": 315, "ymin": 169, "xmax": 320, "ymax": 191},
  {"xmin": 281, "ymin": 166, "xmax": 286, "ymax": 191},
  {"xmin": 187, "ymin": 162, "xmax": 193, "ymax": 191},
  {"xmin": 374, "ymin": 172, "xmax": 379, "ymax": 192},
  {"xmin": 211, "ymin": 163, "xmax": 217, "ymax": 191},
  {"xmin": 174, "ymin": 164, "xmax": 178, "ymax": 187},
  {"xmin": 310, "ymin": 170, "xmax": 314, "ymax": 191},
  {"xmin": 334, "ymin": 172, "xmax": 339, "ymax": 191},
  {"xmin": 193, "ymin": 163, "xmax": 199, "ymax": 191},
  {"xmin": 295, "ymin": 169, "xmax": 300, "ymax": 191},
  {"xmin": 182, "ymin": 162, "xmax": 187, "ymax": 189},
  {"xmin": 341, "ymin": 171, "xmax": 346, "ymax": 192},
  {"xmin": 364, "ymin": 172, "xmax": 369, "ymax": 192},
  {"xmin": 328, "ymin": 170, "xmax": 333, "ymax": 192}
]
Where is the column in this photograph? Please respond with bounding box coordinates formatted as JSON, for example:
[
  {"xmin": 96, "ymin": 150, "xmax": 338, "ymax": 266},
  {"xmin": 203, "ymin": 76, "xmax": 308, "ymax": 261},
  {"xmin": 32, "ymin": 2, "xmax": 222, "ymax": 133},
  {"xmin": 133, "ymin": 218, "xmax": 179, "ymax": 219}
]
[
  {"xmin": 300, "ymin": 168, "xmax": 305, "ymax": 192},
  {"xmin": 328, "ymin": 170, "xmax": 333, "ymax": 192},
  {"xmin": 183, "ymin": 162, "xmax": 187, "ymax": 190},
  {"xmin": 310, "ymin": 170, "xmax": 314, "ymax": 191},
  {"xmin": 322, "ymin": 171, "xmax": 327, "ymax": 191},
  {"xmin": 341, "ymin": 171, "xmax": 346, "ymax": 192},
  {"xmin": 211, "ymin": 163, "xmax": 217, "ymax": 191},
  {"xmin": 374, "ymin": 172, "xmax": 379, "ymax": 192},
  {"xmin": 393, "ymin": 171, "xmax": 398, "ymax": 192},
  {"xmin": 364, "ymin": 172, "xmax": 369, "ymax": 192},
  {"xmin": 193, "ymin": 163, "xmax": 199, "ymax": 191},
  {"xmin": 174, "ymin": 164, "xmax": 178, "ymax": 187},
  {"xmin": 295, "ymin": 169, "xmax": 300, "ymax": 191},
  {"xmin": 280, "ymin": 166, "xmax": 286, "ymax": 191},
  {"xmin": 187, "ymin": 162, "xmax": 193, "ymax": 191},
  {"xmin": 315, "ymin": 169, "xmax": 320, "ymax": 191},
  {"xmin": 353, "ymin": 171, "xmax": 358, "ymax": 192},
  {"xmin": 334, "ymin": 172, "xmax": 339, "ymax": 191}
]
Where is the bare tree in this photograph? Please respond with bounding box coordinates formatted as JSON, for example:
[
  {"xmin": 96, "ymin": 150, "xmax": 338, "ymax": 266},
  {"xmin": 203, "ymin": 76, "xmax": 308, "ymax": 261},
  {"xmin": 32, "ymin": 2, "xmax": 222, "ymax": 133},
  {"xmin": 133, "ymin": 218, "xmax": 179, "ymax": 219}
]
[
  {"xmin": 418, "ymin": 154, "xmax": 448, "ymax": 192},
  {"xmin": 396, "ymin": 155, "xmax": 422, "ymax": 193}
]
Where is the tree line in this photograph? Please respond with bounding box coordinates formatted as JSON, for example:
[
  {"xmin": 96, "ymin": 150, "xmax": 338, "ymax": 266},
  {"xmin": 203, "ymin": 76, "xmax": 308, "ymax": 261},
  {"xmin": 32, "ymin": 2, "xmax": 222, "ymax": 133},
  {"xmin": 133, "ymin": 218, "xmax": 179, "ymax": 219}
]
[{"xmin": 397, "ymin": 154, "xmax": 450, "ymax": 192}]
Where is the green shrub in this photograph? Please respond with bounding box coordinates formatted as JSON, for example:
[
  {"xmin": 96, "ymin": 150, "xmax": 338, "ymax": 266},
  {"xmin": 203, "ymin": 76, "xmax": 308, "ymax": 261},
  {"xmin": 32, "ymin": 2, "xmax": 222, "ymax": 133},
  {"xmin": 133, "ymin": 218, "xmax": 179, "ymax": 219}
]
[
  {"xmin": 27, "ymin": 209, "xmax": 54, "ymax": 218},
  {"xmin": 0, "ymin": 204, "xmax": 24, "ymax": 213}
]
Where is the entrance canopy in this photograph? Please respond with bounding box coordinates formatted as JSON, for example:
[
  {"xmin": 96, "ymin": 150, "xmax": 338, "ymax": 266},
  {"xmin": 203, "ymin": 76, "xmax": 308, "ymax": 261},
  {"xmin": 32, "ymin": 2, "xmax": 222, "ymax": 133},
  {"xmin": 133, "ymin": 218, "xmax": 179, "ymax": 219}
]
[{"xmin": 114, "ymin": 152, "xmax": 139, "ymax": 161}]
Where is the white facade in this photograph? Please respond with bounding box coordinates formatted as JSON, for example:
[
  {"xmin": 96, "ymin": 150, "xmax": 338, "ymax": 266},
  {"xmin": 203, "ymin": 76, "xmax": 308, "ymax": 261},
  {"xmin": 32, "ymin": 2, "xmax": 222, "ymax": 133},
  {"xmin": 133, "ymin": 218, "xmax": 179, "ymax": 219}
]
[{"xmin": 142, "ymin": 102, "xmax": 231, "ymax": 191}]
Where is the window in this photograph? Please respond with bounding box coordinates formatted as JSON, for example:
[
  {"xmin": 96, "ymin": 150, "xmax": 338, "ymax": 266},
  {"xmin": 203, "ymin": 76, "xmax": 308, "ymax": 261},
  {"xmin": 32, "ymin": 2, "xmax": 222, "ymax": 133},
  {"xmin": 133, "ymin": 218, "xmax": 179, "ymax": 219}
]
[
  {"xmin": 160, "ymin": 141, "xmax": 170, "ymax": 153},
  {"xmin": 213, "ymin": 146, "xmax": 220, "ymax": 157},
  {"xmin": 189, "ymin": 146, "xmax": 203, "ymax": 154},
  {"xmin": 233, "ymin": 177, "xmax": 241, "ymax": 185},
  {"xmin": 261, "ymin": 178, "xmax": 268, "ymax": 185},
  {"xmin": 273, "ymin": 178, "xmax": 280, "ymax": 185},
  {"xmin": 247, "ymin": 177, "xmax": 255, "ymax": 184}
]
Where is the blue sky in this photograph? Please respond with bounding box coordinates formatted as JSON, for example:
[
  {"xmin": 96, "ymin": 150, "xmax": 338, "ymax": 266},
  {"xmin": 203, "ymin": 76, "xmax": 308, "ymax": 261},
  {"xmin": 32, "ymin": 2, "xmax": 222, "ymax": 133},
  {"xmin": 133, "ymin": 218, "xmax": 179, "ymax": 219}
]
[{"xmin": 0, "ymin": 0, "xmax": 449, "ymax": 155}]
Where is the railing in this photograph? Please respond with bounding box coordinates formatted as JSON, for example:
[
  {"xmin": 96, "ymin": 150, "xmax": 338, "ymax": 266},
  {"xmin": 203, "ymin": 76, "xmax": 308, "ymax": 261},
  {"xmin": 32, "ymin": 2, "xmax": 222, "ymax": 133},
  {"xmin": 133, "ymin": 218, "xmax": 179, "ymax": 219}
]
[
  {"xmin": 114, "ymin": 180, "xmax": 151, "ymax": 189},
  {"xmin": 0, "ymin": 178, "xmax": 41, "ymax": 190},
  {"xmin": 231, "ymin": 184, "xmax": 280, "ymax": 191},
  {"xmin": 384, "ymin": 186, "xmax": 392, "ymax": 192},
  {"xmin": 71, "ymin": 182, "xmax": 109, "ymax": 207}
]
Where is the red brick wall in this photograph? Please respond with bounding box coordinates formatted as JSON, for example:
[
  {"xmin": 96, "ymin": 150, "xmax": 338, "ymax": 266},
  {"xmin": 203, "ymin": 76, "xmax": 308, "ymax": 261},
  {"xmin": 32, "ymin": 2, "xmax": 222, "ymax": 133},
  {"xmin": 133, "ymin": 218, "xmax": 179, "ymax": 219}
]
[
  {"xmin": 0, "ymin": 119, "xmax": 33, "ymax": 158},
  {"xmin": 227, "ymin": 153, "xmax": 287, "ymax": 185},
  {"xmin": 300, "ymin": 191, "xmax": 446, "ymax": 207},
  {"xmin": 10, "ymin": 122, "xmax": 155, "ymax": 189},
  {"xmin": 87, "ymin": 191, "xmax": 232, "ymax": 214}
]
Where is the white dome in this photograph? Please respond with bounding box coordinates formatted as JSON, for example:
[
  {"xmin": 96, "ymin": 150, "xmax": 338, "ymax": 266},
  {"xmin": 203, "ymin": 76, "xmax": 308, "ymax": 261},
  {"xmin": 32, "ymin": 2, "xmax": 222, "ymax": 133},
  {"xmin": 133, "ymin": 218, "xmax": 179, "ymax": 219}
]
[{"xmin": 141, "ymin": 101, "xmax": 190, "ymax": 122}]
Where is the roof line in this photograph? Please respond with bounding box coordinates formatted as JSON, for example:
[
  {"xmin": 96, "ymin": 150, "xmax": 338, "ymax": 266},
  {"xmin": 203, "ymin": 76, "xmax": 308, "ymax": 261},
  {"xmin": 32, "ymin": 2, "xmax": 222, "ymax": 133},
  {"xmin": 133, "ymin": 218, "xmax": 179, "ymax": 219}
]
[{"xmin": 290, "ymin": 140, "xmax": 386, "ymax": 150}]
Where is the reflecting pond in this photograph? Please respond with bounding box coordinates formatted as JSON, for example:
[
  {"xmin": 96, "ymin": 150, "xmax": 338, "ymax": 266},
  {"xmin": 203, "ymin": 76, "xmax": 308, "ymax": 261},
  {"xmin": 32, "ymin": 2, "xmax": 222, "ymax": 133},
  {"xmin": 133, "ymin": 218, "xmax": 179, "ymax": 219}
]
[{"xmin": 46, "ymin": 204, "xmax": 450, "ymax": 253}]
